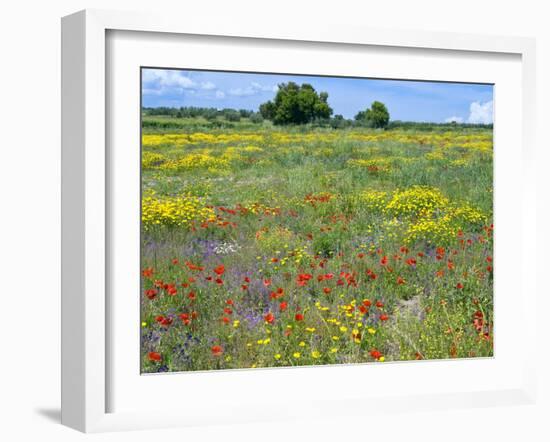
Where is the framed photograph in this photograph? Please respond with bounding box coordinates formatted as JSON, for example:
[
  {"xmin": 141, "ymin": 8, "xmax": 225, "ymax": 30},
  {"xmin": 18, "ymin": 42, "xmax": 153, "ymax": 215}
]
[{"xmin": 61, "ymin": 9, "xmax": 537, "ymax": 432}]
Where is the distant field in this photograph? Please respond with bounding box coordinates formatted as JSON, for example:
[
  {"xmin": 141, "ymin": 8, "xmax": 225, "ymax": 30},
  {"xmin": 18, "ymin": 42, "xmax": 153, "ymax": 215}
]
[{"xmin": 140, "ymin": 116, "xmax": 493, "ymax": 373}]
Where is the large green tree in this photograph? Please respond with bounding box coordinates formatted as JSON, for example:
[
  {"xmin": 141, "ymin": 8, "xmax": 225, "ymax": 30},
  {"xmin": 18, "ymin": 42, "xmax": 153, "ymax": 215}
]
[
  {"xmin": 259, "ymin": 82, "xmax": 333, "ymax": 125},
  {"xmin": 355, "ymin": 101, "xmax": 390, "ymax": 128}
]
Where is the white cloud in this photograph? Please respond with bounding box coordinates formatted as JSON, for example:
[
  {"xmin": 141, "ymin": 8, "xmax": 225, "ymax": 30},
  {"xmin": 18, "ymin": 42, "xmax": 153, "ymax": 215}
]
[
  {"xmin": 142, "ymin": 69, "xmax": 196, "ymax": 93},
  {"xmin": 228, "ymin": 82, "xmax": 277, "ymax": 97},
  {"xmin": 201, "ymin": 81, "xmax": 216, "ymax": 90},
  {"xmin": 445, "ymin": 116, "xmax": 464, "ymax": 123},
  {"xmin": 467, "ymin": 100, "xmax": 493, "ymax": 124},
  {"xmin": 251, "ymin": 82, "xmax": 277, "ymax": 92},
  {"xmin": 215, "ymin": 90, "xmax": 226, "ymax": 99}
]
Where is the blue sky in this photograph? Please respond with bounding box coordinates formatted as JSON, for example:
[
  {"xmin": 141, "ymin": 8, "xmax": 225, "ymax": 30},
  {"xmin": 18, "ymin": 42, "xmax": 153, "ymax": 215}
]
[{"xmin": 142, "ymin": 68, "xmax": 494, "ymax": 124}]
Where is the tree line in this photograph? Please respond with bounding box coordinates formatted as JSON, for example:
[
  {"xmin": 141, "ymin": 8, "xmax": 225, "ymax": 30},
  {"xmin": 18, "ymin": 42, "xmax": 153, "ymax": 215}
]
[
  {"xmin": 143, "ymin": 81, "xmax": 491, "ymax": 130},
  {"xmin": 143, "ymin": 106, "xmax": 264, "ymax": 123}
]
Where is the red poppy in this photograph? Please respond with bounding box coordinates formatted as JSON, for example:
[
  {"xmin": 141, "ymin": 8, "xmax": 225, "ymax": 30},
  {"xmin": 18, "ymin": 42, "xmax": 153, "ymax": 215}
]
[
  {"xmin": 159, "ymin": 317, "xmax": 173, "ymax": 326},
  {"xmin": 297, "ymin": 273, "xmax": 313, "ymax": 286},
  {"xmin": 370, "ymin": 349, "xmax": 382, "ymax": 360},
  {"xmin": 223, "ymin": 307, "xmax": 233, "ymax": 315},
  {"xmin": 185, "ymin": 261, "xmax": 204, "ymax": 271},
  {"xmin": 166, "ymin": 284, "xmax": 177, "ymax": 296},
  {"xmin": 359, "ymin": 305, "xmax": 368, "ymax": 314},
  {"xmin": 215, "ymin": 278, "xmax": 224, "ymax": 285},
  {"xmin": 142, "ymin": 267, "xmax": 154, "ymax": 278},
  {"xmin": 188, "ymin": 291, "xmax": 196, "ymax": 300},
  {"xmin": 211, "ymin": 345, "xmax": 223, "ymax": 356},
  {"xmin": 222, "ymin": 316, "xmax": 230, "ymax": 324},
  {"xmin": 400, "ymin": 246, "xmax": 409, "ymax": 254},
  {"xmin": 145, "ymin": 288, "xmax": 158, "ymax": 300},
  {"xmin": 456, "ymin": 282, "xmax": 464, "ymax": 289},
  {"xmin": 473, "ymin": 318, "xmax": 484, "ymax": 332},
  {"xmin": 155, "ymin": 315, "xmax": 165, "ymax": 323},
  {"xmin": 447, "ymin": 260, "xmax": 455, "ymax": 270},
  {"xmin": 279, "ymin": 301, "xmax": 288, "ymax": 311},
  {"xmin": 380, "ymin": 256, "xmax": 388, "ymax": 266},
  {"xmin": 323, "ymin": 287, "xmax": 332, "ymax": 294},
  {"xmin": 172, "ymin": 258, "xmax": 179, "ymax": 265},
  {"xmin": 317, "ymin": 273, "xmax": 334, "ymax": 282},
  {"xmin": 405, "ymin": 257, "xmax": 417, "ymax": 266},
  {"xmin": 397, "ymin": 276, "xmax": 405, "ymax": 285},
  {"xmin": 269, "ymin": 287, "xmax": 285, "ymax": 300},
  {"xmin": 154, "ymin": 279, "xmax": 164, "ymax": 288},
  {"xmin": 363, "ymin": 299, "xmax": 372, "ymax": 307},
  {"xmin": 188, "ymin": 277, "xmax": 196, "ymax": 283},
  {"xmin": 357, "ymin": 253, "xmax": 365, "ymax": 259},
  {"xmin": 380, "ymin": 314, "xmax": 389, "ymax": 321},
  {"xmin": 417, "ymin": 252, "xmax": 425, "ymax": 258},
  {"xmin": 486, "ymin": 256, "xmax": 493, "ymax": 263},
  {"xmin": 263, "ymin": 279, "xmax": 272, "ymax": 287},
  {"xmin": 244, "ymin": 276, "xmax": 251, "ymax": 283},
  {"xmin": 295, "ymin": 313, "xmax": 304, "ymax": 321},
  {"xmin": 241, "ymin": 285, "xmax": 249, "ymax": 290},
  {"xmin": 226, "ymin": 299, "xmax": 234, "ymax": 305},
  {"xmin": 375, "ymin": 300, "xmax": 384, "ymax": 308},
  {"xmin": 148, "ymin": 352, "xmax": 162, "ymax": 362},
  {"xmin": 191, "ymin": 311, "xmax": 198, "ymax": 319},
  {"xmin": 214, "ymin": 264, "xmax": 225, "ymax": 275},
  {"xmin": 271, "ymin": 257, "xmax": 279, "ymax": 263},
  {"xmin": 264, "ymin": 312, "xmax": 275, "ymax": 324},
  {"xmin": 435, "ymin": 270, "xmax": 445, "ymax": 278}
]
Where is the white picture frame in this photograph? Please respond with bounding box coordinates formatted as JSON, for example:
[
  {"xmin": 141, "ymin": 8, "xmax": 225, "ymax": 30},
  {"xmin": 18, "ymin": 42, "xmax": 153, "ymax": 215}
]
[{"xmin": 61, "ymin": 9, "xmax": 537, "ymax": 433}]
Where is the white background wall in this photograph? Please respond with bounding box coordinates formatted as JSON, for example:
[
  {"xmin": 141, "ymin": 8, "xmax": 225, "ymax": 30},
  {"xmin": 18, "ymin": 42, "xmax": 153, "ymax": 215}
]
[{"xmin": 0, "ymin": 1, "xmax": 547, "ymax": 440}]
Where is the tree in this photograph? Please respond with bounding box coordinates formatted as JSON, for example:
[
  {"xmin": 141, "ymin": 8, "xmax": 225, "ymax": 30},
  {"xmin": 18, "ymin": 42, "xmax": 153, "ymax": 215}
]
[
  {"xmin": 259, "ymin": 82, "xmax": 333, "ymax": 125},
  {"xmin": 259, "ymin": 101, "xmax": 276, "ymax": 120},
  {"xmin": 224, "ymin": 109, "xmax": 241, "ymax": 122},
  {"xmin": 355, "ymin": 101, "xmax": 390, "ymax": 128},
  {"xmin": 249, "ymin": 112, "xmax": 264, "ymax": 124}
]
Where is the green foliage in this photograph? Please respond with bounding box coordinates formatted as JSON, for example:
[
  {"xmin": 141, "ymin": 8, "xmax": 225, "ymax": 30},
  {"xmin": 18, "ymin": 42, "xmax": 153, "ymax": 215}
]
[
  {"xmin": 387, "ymin": 120, "xmax": 493, "ymax": 131},
  {"xmin": 224, "ymin": 110, "xmax": 241, "ymax": 122},
  {"xmin": 355, "ymin": 101, "xmax": 390, "ymax": 129},
  {"xmin": 249, "ymin": 112, "xmax": 264, "ymax": 124},
  {"xmin": 259, "ymin": 82, "xmax": 333, "ymax": 125}
]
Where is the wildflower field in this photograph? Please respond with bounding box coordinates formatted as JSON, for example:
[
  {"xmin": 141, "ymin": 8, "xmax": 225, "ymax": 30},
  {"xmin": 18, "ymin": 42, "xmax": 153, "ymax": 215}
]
[{"xmin": 141, "ymin": 118, "xmax": 493, "ymax": 372}]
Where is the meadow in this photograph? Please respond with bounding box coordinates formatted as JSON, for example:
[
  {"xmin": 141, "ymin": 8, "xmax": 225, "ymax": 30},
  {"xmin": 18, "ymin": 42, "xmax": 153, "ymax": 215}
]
[{"xmin": 140, "ymin": 117, "xmax": 493, "ymax": 373}]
